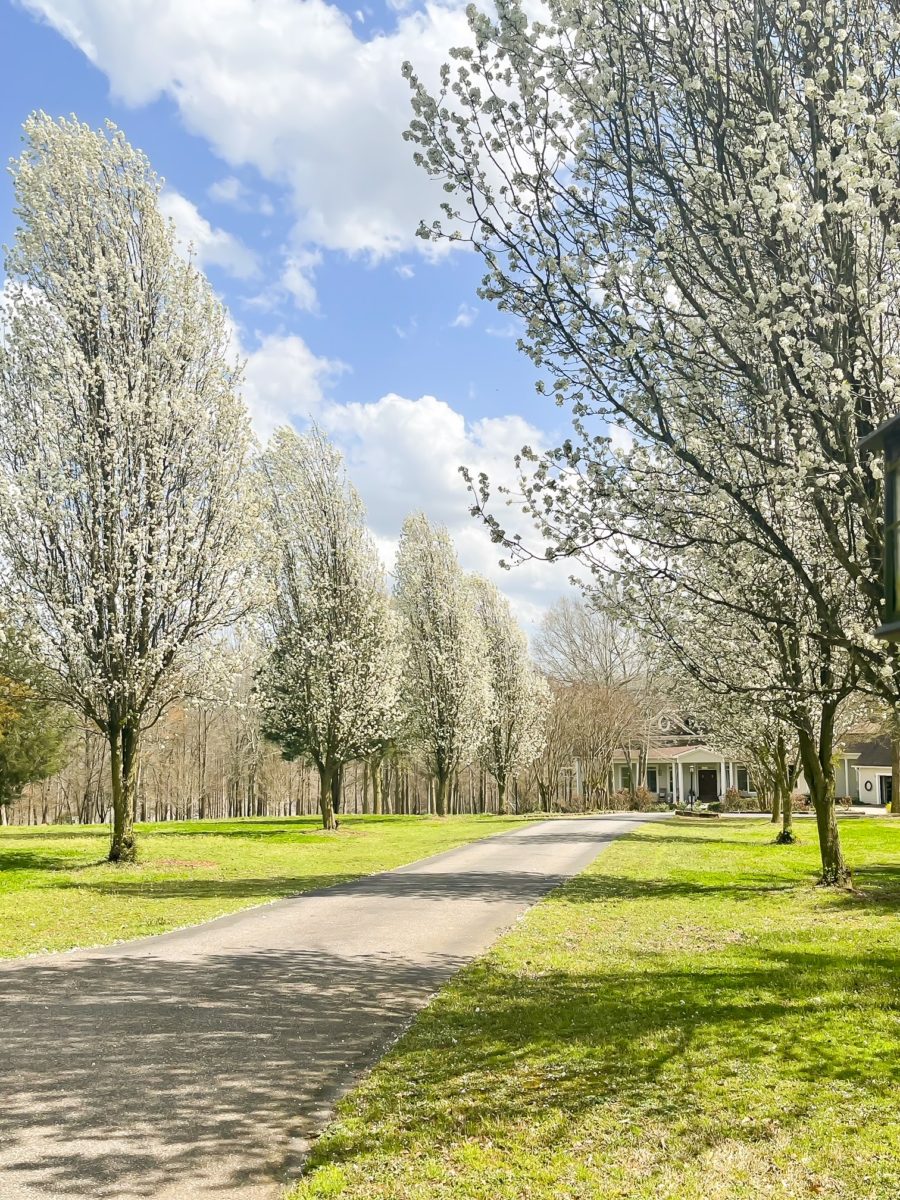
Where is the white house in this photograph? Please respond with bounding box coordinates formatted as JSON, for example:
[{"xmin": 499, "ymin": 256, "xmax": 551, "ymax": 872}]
[
  {"xmin": 611, "ymin": 744, "xmax": 748, "ymax": 804},
  {"xmin": 610, "ymin": 734, "xmax": 892, "ymax": 805},
  {"xmin": 840, "ymin": 737, "xmax": 893, "ymax": 805}
]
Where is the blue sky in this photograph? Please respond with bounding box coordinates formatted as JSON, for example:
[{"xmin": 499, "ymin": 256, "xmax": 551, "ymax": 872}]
[{"xmin": 0, "ymin": 0, "xmax": 572, "ymax": 625}]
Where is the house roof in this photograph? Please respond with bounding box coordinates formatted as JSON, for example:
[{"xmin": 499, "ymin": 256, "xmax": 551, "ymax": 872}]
[
  {"xmin": 844, "ymin": 737, "xmax": 893, "ymax": 768},
  {"xmin": 612, "ymin": 744, "xmax": 721, "ymax": 762}
]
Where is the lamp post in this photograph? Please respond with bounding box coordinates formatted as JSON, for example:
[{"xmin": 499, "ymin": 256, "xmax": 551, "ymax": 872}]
[{"xmin": 861, "ymin": 413, "xmax": 900, "ymax": 641}]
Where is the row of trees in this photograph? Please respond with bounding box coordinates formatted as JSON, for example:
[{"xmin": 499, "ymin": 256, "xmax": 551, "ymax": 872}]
[
  {"xmin": 406, "ymin": 0, "xmax": 900, "ymax": 884},
  {"xmin": 257, "ymin": 425, "xmax": 548, "ymax": 829},
  {"xmin": 3, "ymin": 593, "xmax": 668, "ymax": 828},
  {"xmin": 0, "ymin": 114, "xmax": 550, "ymax": 856}
]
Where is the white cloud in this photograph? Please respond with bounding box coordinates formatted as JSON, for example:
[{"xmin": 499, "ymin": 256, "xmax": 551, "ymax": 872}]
[
  {"xmin": 395, "ymin": 264, "xmax": 415, "ymax": 279},
  {"xmin": 608, "ymin": 422, "xmax": 635, "ymax": 455},
  {"xmin": 159, "ymin": 190, "xmax": 259, "ymax": 279},
  {"xmin": 242, "ymin": 333, "xmax": 348, "ymax": 438},
  {"xmin": 235, "ymin": 365, "xmax": 574, "ymax": 625},
  {"xmin": 393, "ymin": 316, "xmax": 418, "ymax": 339},
  {"xmin": 451, "ymin": 302, "xmax": 478, "ymax": 328},
  {"xmin": 485, "ymin": 319, "xmax": 523, "ymax": 339},
  {"xmin": 207, "ymin": 175, "xmax": 243, "ymax": 205},
  {"xmin": 281, "ymin": 248, "xmax": 322, "ymax": 312},
  {"xmin": 23, "ymin": 0, "xmax": 473, "ymax": 261},
  {"xmin": 208, "ymin": 174, "xmax": 274, "ymax": 216},
  {"xmin": 318, "ymin": 392, "xmax": 572, "ymax": 631}
]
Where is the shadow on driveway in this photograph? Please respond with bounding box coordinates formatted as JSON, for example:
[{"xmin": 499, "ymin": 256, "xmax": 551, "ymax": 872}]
[{"xmin": 0, "ymin": 947, "xmax": 463, "ymax": 1198}]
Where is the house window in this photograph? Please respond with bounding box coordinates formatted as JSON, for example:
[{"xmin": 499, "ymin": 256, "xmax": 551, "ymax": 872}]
[
  {"xmin": 646, "ymin": 767, "xmax": 658, "ymax": 793},
  {"xmin": 621, "ymin": 765, "xmax": 632, "ymax": 789},
  {"xmin": 736, "ymin": 767, "xmax": 749, "ymax": 792}
]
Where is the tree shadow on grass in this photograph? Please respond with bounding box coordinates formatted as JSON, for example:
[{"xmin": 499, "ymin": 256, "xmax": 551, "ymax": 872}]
[
  {"xmin": 0, "ymin": 849, "xmax": 104, "ymax": 873},
  {"xmin": 835, "ymin": 863, "xmax": 900, "ymax": 912},
  {"xmin": 559, "ymin": 870, "xmax": 798, "ymax": 904},
  {"xmin": 56, "ymin": 870, "xmax": 576, "ymax": 905},
  {"xmin": 4, "ymin": 933, "xmax": 894, "ymax": 1200},
  {"xmin": 51, "ymin": 863, "xmax": 802, "ymax": 906},
  {"xmin": 620, "ymin": 832, "xmax": 779, "ymax": 848},
  {"xmin": 155, "ymin": 825, "xmax": 347, "ymax": 841},
  {"xmin": 304, "ymin": 942, "xmax": 900, "ymax": 1183}
]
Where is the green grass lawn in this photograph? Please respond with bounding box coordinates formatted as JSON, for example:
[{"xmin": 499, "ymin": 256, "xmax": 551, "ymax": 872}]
[
  {"xmin": 0, "ymin": 813, "xmax": 521, "ymax": 958},
  {"xmin": 291, "ymin": 817, "xmax": 900, "ymax": 1200}
]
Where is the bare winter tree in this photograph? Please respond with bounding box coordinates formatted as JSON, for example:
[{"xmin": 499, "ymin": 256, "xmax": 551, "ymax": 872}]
[
  {"xmin": 0, "ymin": 115, "xmax": 257, "ymax": 861},
  {"xmin": 535, "ymin": 598, "xmax": 657, "ymax": 802}
]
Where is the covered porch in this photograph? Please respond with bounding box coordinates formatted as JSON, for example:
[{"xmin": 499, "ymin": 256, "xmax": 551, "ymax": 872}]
[{"xmin": 615, "ymin": 745, "xmax": 747, "ymax": 804}]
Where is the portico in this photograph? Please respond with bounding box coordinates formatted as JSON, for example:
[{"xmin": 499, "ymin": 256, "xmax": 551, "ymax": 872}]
[{"xmin": 614, "ymin": 744, "xmax": 744, "ymax": 803}]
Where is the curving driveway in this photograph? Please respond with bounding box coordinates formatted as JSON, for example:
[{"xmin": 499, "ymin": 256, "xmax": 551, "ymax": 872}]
[{"xmin": 0, "ymin": 812, "xmax": 663, "ymax": 1199}]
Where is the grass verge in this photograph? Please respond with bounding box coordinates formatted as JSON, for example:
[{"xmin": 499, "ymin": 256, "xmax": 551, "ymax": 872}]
[
  {"xmin": 291, "ymin": 817, "xmax": 900, "ymax": 1200},
  {"xmin": 0, "ymin": 813, "xmax": 521, "ymax": 957}
]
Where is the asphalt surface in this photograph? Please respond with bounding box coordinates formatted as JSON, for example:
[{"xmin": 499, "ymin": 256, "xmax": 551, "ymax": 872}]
[{"xmin": 0, "ymin": 813, "xmax": 663, "ymax": 1199}]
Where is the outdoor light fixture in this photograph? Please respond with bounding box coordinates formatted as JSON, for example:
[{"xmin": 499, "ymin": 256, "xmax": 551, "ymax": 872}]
[{"xmin": 861, "ymin": 412, "xmax": 900, "ymax": 641}]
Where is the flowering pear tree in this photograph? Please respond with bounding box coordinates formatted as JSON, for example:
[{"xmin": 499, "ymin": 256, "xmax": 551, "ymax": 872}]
[
  {"xmin": 0, "ymin": 115, "xmax": 257, "ymax": 861},
  {"xmin": 404, "ymin": 0, "xmax": 900, "ymax": 879},
  {"xmin": 394, "ymin": 514, "xmax": 490, "ymax": 815},
  {"xmin": 528, "ymin": 684, "xmax": 568, "ymax": 811},
  {"xmin": 257, "ymin": 426, "xmax": 402, "ymax": 830},
  {"xmin": 603, "ymin": 459, "xmax": 860, "ymax": 875},
  {"xmin": 472, "ymin": 576, "xmax": 548, "ymax": 813},
  {"xmin": 677, "ymin": 675, "xmax": 803, "ymax": 840}
]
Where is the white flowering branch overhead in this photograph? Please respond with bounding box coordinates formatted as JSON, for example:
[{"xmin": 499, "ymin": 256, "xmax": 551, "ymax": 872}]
[{"xmin": 403, "ymin": 0, "xmax": 900, "ymax": 882}]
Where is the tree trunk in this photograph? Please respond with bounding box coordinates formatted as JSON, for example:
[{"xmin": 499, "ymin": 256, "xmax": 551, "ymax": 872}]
[
  {"xmin": 331, "ymin": 765, "xmax": 343, "ymax": 816},
  {"xmin": 780, "ymin": 786, "xmax": 794, "ymax": 842},
  {"xmin": 435, "ymin": 772, "xmax": 448, "ymax": 816},
  {"xmin": 892, "ymin": 723, "xmax": 900, "ymax": 815},
  {"xmin": 812, "ymin": 792, "xmax": 847, "ymax": 883},
  {"xmin": 108, "ymin": 723, "xmax": 139, "ymax": 863},
  {"xmin": 317, "ymin": 764, "xmax": 337, "ymax": 830},
  {"xmin": 770, "ymin": 785, "xmax": 781, "ymax": 824},
  {"xmin": 797, "ymin": 721, "xmax": 850, "ymax": 885},
  {"xmin": 497, "ymin": 777, "xmax": 509, "ymax": 815},
  {"xmin": 773, "ymin": 733, "xmax": 796, "ymax": 844},
  {"xmin": 371, "ymin": 758, "xmax": 384, "ymax": 815}
]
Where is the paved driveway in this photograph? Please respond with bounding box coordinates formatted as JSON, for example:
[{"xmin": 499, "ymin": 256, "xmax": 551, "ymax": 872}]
[{"xmin": 0, "ymin": 813, "xmax": 662, "ymax": 1199}]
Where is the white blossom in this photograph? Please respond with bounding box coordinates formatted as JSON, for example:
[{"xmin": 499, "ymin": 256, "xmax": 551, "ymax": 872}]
[
  {"xmin": 472, "ymin": 576, "xmax": 548, "ymax": 813},
  {"xmin": 394, "ymin": 513, "xmax": 490, "ymax": 815},
  {"xmin": 257, "ymin": 426, "xmax": 402, "ymax": 829},
  {"xmin": 0, "ymin": 115, "xmax": 257, "ymax": 861}
]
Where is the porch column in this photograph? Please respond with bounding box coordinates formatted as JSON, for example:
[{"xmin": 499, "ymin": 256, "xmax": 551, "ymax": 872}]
[
  {"xmin": 677, "ymin": 760, "xmax": 684, "ymax": 805},
  {"xmin": 718, "ymin": 759, "xmax": 725, "ymax": 798}
]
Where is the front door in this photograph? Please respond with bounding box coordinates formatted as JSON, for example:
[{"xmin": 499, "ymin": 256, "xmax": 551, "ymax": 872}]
[
  {"xmin": 880, "ymin": 775, "xmax": 893, "ymax": 807},
  {"xmin": 697, "ymin": 769, "xmax": 719, "ymax": 802}
]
